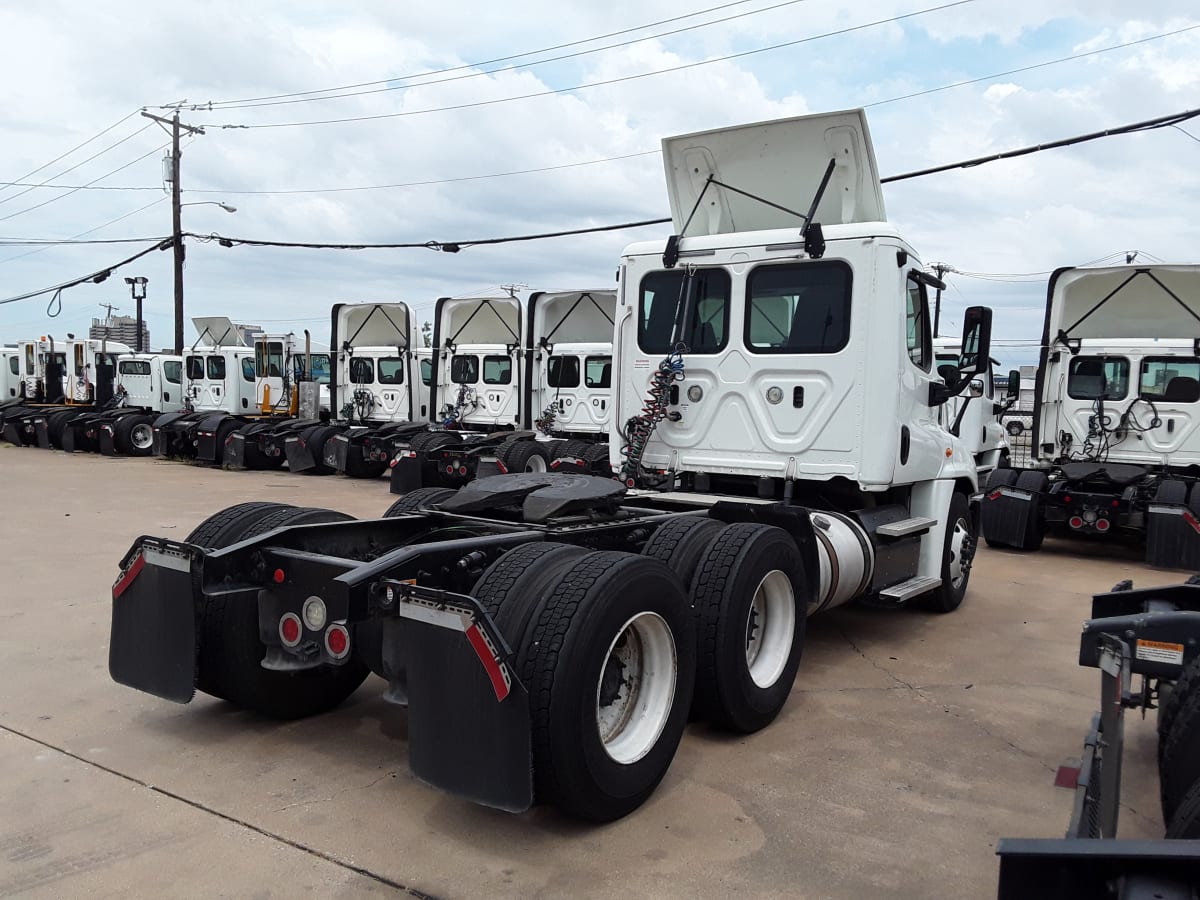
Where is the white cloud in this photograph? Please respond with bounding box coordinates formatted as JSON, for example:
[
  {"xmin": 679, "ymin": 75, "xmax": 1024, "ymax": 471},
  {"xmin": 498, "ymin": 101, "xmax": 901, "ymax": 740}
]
[{"xmin": 0, "ymin": 1, "xmax": 1197, "ymax": 371}]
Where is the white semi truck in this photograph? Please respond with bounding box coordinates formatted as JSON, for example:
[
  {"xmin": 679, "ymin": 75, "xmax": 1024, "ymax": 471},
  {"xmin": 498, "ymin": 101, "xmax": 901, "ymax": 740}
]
[
  {"xmin": 389, "ymin": 291, "xmax": 619, "ymax": 490},
  {"xmin": 385, "ymin": 295, "xmax": 528, "ymax": 488},
  {"xmin": 153, "ymin": 319, "xmax": 330, "ymax": 466},
  {"xmin": 1, "ymin": 337, "xmax": 142, "ymax": 449},
  {"xmin": 981, "ymin": 264, "xmax": 1200, "ymax": 567},
  {"xmin": 934, "ymin": 338, "xmax": 1015, "ymax": 478},
  {"xmin": 285, "ymin": 302, "xmax": 430, "ymax": 478},
  {"xmin": 108, "ymin": 109, "xmax": 993, "ymax": 822}
]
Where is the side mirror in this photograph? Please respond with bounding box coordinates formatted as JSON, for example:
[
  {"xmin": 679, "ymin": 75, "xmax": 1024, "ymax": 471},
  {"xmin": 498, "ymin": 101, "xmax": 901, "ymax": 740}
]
[
  {"xmin": 1006, "ymin": 369, "xmax": 1020, "ymax": 399},
  {"xmin": 968, "ymin": 378, "xmax": 984, "ymax": 398},
  {"xmin": 958, "ymin": 306, "xmax": 993, "ymax": 379}
]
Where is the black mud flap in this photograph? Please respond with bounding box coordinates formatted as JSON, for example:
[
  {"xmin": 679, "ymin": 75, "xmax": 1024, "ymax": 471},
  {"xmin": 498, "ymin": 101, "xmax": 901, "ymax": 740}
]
[
  {"xmin": 392, "ymin": 585, "xmax": 532, "ymax": 812},
  {"xmin": 981, "ymin": 484, "xmax": 1039, "ymax": 546},
  {"xmin": 1146, "ymin": 503, "xmax": 1200, "ymax": 570},
  {"xmin": 109, "ymin": 539, "xmax": 199, "ymax": 704},
  {"xmin": 61, "ymin": 422, "xmax": 80, "ymax": 452},
  {"xmin": 284, "ymin": 434, "xmax": 316, "ymax": 473},
  {"xmin": 2, "ymin": 422, "xmax": 21, "ymax": 444},
  {"xmin": 389, "ymin": 453, "xmax": 425, "ymax": 495},
  {"xmin": 99, "ymin": 426, "xmax": 118, "ymax": 456},
  {"xmin": 223, "ymin": 432, "xmax": 248, "ymax": 469},
  {"xmin": 34, "ymin": 418, "xmax": 51, "ymax": 449}
]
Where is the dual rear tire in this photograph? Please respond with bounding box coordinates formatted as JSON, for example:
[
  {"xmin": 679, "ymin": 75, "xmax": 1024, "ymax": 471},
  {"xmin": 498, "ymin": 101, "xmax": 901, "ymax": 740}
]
[{"xmin": 185, "ymin": 502, "xmax": 369, "ymax": 719}]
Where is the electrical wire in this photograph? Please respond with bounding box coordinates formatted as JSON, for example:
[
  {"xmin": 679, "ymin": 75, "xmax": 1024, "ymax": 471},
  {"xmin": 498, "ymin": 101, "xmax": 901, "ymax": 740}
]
[
  {"xmin": 0, "ymin": 239, "xmax": 173, "ymax": 307},
  {"xmin": 0, "ymin": 110, "xmax": 143, "ymax": 201},
  {"xmin": 198, "ymin": 0, "xmax": 814, "ymax": 112},
  {"xmin": 182, "ymin": 106, "xmax": 1200, "ymax": 254},
  {"xmin": 208, "ymin": 1, "xmax": 980, "ymax": 129},
  {"xmin": 0, "ymin": 123, "xmax": 157, "ymax": 208},
  {"xmin": 0, "ymin": 141, "xmax": 171, "ymax": 224},
  {"xmin": 181, "ymin": 0, "xmax": 799, "ymax": 109}
]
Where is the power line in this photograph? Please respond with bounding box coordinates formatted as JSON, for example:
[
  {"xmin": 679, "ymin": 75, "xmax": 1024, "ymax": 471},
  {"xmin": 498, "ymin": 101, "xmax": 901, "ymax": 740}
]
[
  {"xmin": 0, "ymin": 235, "xmax": 169, "ymax": 246},
  {"xmin": 11, "ymin": 23, "xmax": 1198, "ymax": 201},
  {"xmin": 209, "ymin": 1, "xmax": 980, "ymax": 129},
  {"xmin": 0, "ymin": 141, "xmax": 171, "ymax": 224},
  {"xmin": 183, "ymin": 105, "xmax": 1200, "ymax": 254},
  {"xmin": 0, "ymin": 110, "xmax": 142, "ymax": 202},
  {"xmin": 182, "ymin": 0, "xmax": 790, "ymax": 109},
  {"xmin": 201, "ymin": 0, "xmax": 812, "ymax": 112},
  {"xmin": 0, "ymin": 239, "xmax": 173, "ymax": 307},
  {"xmin": 0, "ymin": 122, "xmax": 156, "ymax": 208}
]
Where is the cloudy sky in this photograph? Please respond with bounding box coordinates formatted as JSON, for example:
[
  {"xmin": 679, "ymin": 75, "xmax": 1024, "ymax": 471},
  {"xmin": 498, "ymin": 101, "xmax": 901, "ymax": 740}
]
[{"xmin": 1, "ymin": 1, "xmax": 1197, "ymax": 367}]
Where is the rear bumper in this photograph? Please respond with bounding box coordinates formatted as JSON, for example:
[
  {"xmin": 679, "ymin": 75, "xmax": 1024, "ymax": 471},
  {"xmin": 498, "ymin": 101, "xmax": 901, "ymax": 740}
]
[{"xmin": 108, "ymin": 534, "xmax": 535, "ymax": 812}]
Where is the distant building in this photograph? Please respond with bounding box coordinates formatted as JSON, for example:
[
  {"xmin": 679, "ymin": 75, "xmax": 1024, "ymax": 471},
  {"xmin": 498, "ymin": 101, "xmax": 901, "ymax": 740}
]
[{"xmin": 91, "ymin": 315, "xmax": 149, "ymax": 350}]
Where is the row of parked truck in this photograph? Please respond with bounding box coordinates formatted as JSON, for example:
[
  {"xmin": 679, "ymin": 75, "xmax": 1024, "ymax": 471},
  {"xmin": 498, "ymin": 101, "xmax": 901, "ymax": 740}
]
[{"xmin": 0, "ymin": 289, "xmax": 627, "ymax": 485}]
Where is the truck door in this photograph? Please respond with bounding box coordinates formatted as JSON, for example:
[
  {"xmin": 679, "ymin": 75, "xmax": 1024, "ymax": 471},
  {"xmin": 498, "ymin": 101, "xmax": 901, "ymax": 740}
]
[
  {"xmin": 71, "ymin": 343, "xmax": 91, "ymax": 402},
  {"xmin": 162, "ymin": 359, "xmax": 182, "ymax": 408},
  {"xmin": 893, "ymin": 271, "xmax": 944, "ymax": 482},
  {"xmin": 375, "ymin": 356, "xmax": 409, "ymax": 420},
  {"xmin": 416, "ymin": 355, "xmax": 432, "ymax": 420},
  {"xmin": 207, "ymin": 355, "xmax": 229, "ymax": 408},
  {"xmin": 1136, "ymin": 356, "xmax": 1200, "ymax": 460},
  {"xmin": 255, "ymin": 341, "xmax": 285, "ymax": 412},
  {"xmin": 1061, "ymin": 355, "xmax": 1130, "ymax": 453},
  {"xmin": 479, "ymin": 353, "xmax": 519, "ymax": 424}
]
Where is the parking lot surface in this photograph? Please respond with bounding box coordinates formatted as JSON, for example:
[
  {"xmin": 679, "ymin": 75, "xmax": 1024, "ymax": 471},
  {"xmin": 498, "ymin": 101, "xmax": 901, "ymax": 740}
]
[{"xmin": 0, "ymin": 448, "xmax": 1170, "ymax": 898}]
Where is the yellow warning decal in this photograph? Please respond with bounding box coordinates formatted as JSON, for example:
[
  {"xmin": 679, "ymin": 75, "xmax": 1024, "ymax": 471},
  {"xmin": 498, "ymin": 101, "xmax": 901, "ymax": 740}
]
[{"xmin": 1135, "ymin": 639, "xmax": 1185, "ymax": 666}]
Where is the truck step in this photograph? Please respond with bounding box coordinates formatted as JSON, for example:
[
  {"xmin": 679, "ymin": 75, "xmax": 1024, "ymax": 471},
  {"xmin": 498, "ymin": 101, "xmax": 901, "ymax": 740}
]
[
  {"xmin": 879, "ymin": 575, "xmax": 942, "ymax": 602},
  {"xmin": 875, "ymin": 516, "xmax": 937, "ymax": 537}
]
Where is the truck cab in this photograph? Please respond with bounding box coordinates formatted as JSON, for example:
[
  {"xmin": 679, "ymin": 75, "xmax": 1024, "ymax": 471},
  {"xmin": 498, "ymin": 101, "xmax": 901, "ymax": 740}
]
[
  {"xmin": 431, "ymin": 296, "xmax": 523, "ymax": 431},
  {"xmin": 981, "ymin": 264, "xmax": 1200, "ymax": 567},
  {"xmin": 615, "ymin": 110, "xmax": 990, "ymax": 602},
  {"xmin": 526, "ymin": 290, "xmax": 616, "ymax": 439},
  {"xmin": 1, "ymin": 346, "xmax": 19, "ymax": 401},
  {"xmin": 115, "ymin": 354, "xmax": 185, "ymax": 411},
  {"xmin": 65, "ymin": 338, "xmax": 133, "ymax": 405},
  {"xmin": 17, "ymin": 338, "xmax": 68, "ymax": 403},
  {"xmin": 285, "ymin": 302, "xmax": 425, "ymax": 478},
  {"xmin": 934, "ymin": 338, "xmax": 1010, "ymax": 477}
]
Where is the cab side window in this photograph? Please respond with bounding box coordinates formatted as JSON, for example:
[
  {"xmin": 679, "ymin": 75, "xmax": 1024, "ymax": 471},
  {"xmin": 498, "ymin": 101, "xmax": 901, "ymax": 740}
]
[{"xmin": 905, "ymin": 277, "xmax": 931, "ymax": 371}]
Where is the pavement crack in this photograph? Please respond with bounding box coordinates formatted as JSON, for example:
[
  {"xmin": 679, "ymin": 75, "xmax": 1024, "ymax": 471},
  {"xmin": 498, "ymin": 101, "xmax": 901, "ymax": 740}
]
[
  {"xmin": 274, "ymin": 770, "xmax": 400, "ymax": 813},
  {"xmin": 835, "ymin": 628, "xmax": 919, "ymax": 692},
  {"xmin": 0, "ymin": 723, "xmax": 437, "ymax": 899}
]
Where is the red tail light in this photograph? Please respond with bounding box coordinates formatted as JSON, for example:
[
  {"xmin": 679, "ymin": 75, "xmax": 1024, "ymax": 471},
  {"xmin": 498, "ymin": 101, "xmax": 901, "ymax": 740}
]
[
  {"xmin": 1095, "ymin": 517, "xmax": 1110, "ymax": 533},
  {"xmin": 279, "ymin": 613, "xmax": 302, "ymax": 647},
  {"xmin": 325, "ymin": 623, "xmax": 350, "ymax": 660},
  {"xmin": 1069, "ymin": 516, "xmax": 1084, "ymax": 529}
]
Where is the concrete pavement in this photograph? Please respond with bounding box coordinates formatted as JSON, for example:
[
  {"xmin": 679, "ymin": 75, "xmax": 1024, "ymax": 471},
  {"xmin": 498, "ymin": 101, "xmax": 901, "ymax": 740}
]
[{"xmin": 0, "ymin": 447, "xmax": 1172, "ymax": 898}]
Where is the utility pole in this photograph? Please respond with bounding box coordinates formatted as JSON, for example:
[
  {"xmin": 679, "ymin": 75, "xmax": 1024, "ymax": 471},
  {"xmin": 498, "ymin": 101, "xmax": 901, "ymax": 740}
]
[
  {"xmin": 141, "ymin": 109, "xmax": 205, "ymax": 354},
  {"xmin": 931, "ymin": 262, "xmax": 950, "ymax": 338}
]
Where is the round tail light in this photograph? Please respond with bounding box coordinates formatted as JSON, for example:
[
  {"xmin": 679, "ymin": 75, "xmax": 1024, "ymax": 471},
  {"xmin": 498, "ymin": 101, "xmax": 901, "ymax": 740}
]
[
  {"xmin": 325, "ymin": 623, "xmax": 350, "ymax": 660},
  {"xmin": 279, "ymin": 613, "xmax": 302, "ymax": 648},
  {"xmin": 1069, "ymin": 516, "xmax": 1084, "ymax": 529}
]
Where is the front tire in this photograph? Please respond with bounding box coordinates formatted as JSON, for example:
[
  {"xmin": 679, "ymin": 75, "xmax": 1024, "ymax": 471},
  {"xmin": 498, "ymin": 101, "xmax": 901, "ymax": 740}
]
[{"xmin": 917, "ymin": 492, "xmax": 974, "ymax": 613}]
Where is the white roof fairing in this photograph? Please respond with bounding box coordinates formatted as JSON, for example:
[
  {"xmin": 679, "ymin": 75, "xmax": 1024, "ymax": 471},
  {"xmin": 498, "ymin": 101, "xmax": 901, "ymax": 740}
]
[
  {"xmin": 1049, "ymin": 265, "xmax": 1200, "ymax": 342},
  {"xmin": 661, "ymin": 109, "xmax": 886, "ymax": 237}
]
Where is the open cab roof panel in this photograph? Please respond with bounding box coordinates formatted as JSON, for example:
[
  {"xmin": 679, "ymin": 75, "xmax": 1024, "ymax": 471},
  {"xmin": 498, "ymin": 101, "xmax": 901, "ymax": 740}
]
[
  {"xmin": 661, "ymin": 108, "xmax": 886, "ymax": 237},
  {"xmin": 332, "ymin": 302, "xmax": 413, "ymax": 349},
  {"xmin": 1047, "ymin": 265, "xmax": 1200, "ymax": 343},
  {"xmin": 436, "ymin": 296, "xmax": 521, "ymax": 346},
  {"xmin": 528, "ymin": 290, "xmax": 616, "ymax": 346},
  {"xmin": 191, "ymin": 316, "xmax": 247, "ymax": 347}
]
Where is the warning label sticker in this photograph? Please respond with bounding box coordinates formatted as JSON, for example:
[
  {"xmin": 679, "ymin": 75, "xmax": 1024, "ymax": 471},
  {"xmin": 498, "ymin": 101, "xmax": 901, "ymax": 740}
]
[{"xmin": 1136, "ymin": 639, "xmax": 1185, "ymax": 666}]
